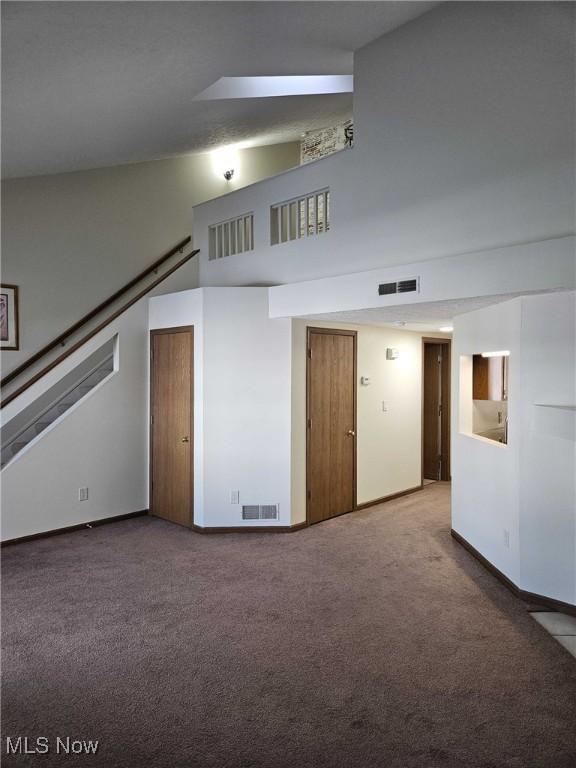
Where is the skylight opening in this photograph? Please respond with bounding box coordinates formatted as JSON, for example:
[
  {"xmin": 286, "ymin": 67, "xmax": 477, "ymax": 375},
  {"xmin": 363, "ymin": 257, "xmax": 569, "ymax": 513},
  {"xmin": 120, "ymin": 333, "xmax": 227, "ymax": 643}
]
[{"xmin": 194, "ymin": 75, "xmax": 353, "ymax": 101}]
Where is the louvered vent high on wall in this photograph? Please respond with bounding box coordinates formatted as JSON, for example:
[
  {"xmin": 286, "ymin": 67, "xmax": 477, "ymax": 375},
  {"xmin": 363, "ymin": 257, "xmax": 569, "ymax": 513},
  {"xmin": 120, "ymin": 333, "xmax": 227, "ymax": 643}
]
[
  {"xmin": 378, "ymin": 278, "xmax": 420, "ymax": 296},
  {"xmin": 209, "ymin": 213, "xmax": 254, "ymax": 260},
  {"xmin": 271, "ymin": 189, "xmax": 330, "ymax": 246},
  {"xmin": 242, "ymin": 505, "xmax": 279, "ymax": 521}
]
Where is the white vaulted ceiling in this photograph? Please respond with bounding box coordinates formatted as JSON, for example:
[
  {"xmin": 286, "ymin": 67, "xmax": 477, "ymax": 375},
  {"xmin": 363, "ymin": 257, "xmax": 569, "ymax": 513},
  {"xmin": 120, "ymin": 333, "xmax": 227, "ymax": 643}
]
[{"xmin": 1, "ymin": 1, "xmax": 437, "ymax": 178}]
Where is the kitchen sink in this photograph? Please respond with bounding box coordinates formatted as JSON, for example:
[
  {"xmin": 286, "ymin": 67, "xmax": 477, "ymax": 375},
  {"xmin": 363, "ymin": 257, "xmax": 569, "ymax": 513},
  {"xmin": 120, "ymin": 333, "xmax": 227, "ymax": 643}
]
[{"xmin": 477, "ymin": 427, "xmax": 507, "ymax": 443}]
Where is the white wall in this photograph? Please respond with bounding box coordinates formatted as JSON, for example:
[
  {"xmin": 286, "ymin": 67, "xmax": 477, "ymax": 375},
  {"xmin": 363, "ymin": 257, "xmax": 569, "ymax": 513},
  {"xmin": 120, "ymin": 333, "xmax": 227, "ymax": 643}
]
[
  {"xmin": 195, "ymin": 2, "xmax": 574, "ymax": 288},
  {"xmin": 351, "ymin": 1, "xmax": 574, "ymax": 264},
  {"xmin": 267, "ymin": 237, "xmax": 575, "ymax": 320},
  {"xmin": 202, "ymin": 289, "xmax": 292, "ymax": 527},
  {"xmin": 149, "ymin": 288, "xmax": 292, "ymax": 528},
  {"xmin": 452, "ymin": 299, "xmax": 522, "ymax": 584},
  {"xmin": 0, "ymin": 263, "xmax": 212, "ymax": 542},
  {"xmin": 2, "ymin": 284, "xmax": 293, "ymax": 539},
  {"xmin": 452, "ymin": 293, "xmax": 576, "ymax": 605},
  {"xmin": 196, "ymin": 150, "xmax": 352, "ymax": 286},
  {"xmin": 1, "ymin": 142, "xmax": 299, "ymax": 373},
  {"xmin": 0, "ymin": 301, "xmax": 149, "ymax": 541},
  {"xmin": 518, "ymin": 292, "xmax": 576, "ymax": 604},
  {"xmin": 355, "ymin": 326, "xmax": 424, "ymax": 503}
]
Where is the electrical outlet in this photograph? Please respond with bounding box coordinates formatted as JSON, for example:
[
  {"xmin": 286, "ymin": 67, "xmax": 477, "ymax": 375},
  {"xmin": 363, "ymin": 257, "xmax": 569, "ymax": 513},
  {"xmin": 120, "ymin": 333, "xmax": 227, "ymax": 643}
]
[
  {"xmin": 230, "ymin": 490, "xmax": 240, "ymax": 505},
  {"xmin": 78, "ymin": 487, "xmax": 89, "ymax": 502},
  {"xmin": 503, "ymin": 528, "xmax": 510, "ymax": 548}
]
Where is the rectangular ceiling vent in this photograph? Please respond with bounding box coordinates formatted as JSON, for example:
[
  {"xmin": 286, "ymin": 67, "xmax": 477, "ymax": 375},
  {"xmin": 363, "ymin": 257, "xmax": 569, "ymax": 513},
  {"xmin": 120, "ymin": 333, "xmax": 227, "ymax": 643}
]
[
  {"xmin": 242, "ymin": 505, "xmax": 279, "ymax": 521},
  {"xmin": 378, "ymin": 277, "xmax": 420, "ymax": 296}
]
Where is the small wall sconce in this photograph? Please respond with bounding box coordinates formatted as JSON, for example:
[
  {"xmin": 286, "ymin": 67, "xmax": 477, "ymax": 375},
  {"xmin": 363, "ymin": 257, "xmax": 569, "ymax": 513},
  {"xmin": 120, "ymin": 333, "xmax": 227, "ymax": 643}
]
[
  {"xmin": 212, "ymin": 147, "xmax": 240, "ymax": 180},
  {"xmin": 386, "ymin": 348, "xmax": 399, "ymax": 360}
]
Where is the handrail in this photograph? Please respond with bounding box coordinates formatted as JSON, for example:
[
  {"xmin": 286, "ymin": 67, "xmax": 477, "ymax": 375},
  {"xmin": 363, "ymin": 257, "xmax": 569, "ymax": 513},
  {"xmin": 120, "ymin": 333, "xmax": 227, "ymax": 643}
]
[
  {"xmin": 1, "ymin": 245, "xmax": 199, "ymax": 408},
  {"xmin": 1, "ymin": 235, "xmax": 192, "ymax": 390}
]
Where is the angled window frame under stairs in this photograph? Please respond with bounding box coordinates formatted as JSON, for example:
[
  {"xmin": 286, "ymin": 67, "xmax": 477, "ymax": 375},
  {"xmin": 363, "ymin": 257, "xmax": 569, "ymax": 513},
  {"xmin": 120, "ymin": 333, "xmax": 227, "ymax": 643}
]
[{"xmin": 1, "ymin": 336, "xmax": 118, "ymax": 469}]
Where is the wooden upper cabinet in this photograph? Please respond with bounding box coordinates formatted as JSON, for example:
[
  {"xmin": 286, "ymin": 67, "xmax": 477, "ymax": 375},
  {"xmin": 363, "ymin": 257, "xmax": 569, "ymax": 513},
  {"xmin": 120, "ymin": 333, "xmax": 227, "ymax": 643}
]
[
  {"xmin": 502, "ymin": 356, "xmax": 508, "ymax": 401},
  {"xmin": 473, "ymin": 355, "xmax": 508, "ymax": 401}
]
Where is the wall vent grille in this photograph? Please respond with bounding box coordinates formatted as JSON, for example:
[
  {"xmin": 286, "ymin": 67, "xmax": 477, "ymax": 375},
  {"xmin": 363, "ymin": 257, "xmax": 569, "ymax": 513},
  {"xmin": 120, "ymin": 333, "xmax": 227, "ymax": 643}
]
[
  {"xmin": 242, "ymin": 504, "xmax": 279, "ymax": 521},
  {"xmin": 378, "ymin": 277, "xmax": 419, "ymax": 296},
  {"xmin": 209, "ymin": 213, "xmax": 254, "ymax": 261},
  {"xmin": 271, "ymin": 188, "xmax": 330, "ymax": 246}
]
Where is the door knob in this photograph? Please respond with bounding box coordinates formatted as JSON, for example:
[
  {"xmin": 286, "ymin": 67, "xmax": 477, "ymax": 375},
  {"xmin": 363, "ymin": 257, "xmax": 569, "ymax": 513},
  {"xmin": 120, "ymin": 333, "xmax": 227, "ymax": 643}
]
[
  {"xmin": 346, "ymin": 430, "xmax": 355, "ymax": 437},
  {"xmin": 181, "ymin": 436, "xmax": 190, "ymax": 443}
]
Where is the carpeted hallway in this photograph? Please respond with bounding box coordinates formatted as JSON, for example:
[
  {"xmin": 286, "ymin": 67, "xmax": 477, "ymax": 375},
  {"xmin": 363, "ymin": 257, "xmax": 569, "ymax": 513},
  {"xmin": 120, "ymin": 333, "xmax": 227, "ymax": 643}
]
[{"xmin": 2, "ymin": 483, "xmax": 576, "ymax": 767}]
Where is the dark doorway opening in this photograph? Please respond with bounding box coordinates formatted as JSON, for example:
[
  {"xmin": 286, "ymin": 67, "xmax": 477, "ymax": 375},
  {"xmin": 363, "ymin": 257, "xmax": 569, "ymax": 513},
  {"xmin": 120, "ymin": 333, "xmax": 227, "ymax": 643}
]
[{"xmin": 422, "ymin": 338, "xmax": 451, "ymax": 482}]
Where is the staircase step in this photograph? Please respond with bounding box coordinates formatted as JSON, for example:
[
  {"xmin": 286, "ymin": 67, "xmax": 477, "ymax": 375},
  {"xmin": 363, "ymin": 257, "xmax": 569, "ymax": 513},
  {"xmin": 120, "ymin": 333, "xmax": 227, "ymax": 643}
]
[
  {"xmin": 18, "ymin": 426, "xmax": 39, "ymax": 444},
  {"xmin": 96, "ymin": 364, "xmax": 113, "ymax": 376},
  {"xmin": 84, "ymin": 368, "xmax": 113, "ymax": 387},
  {"xmin": 1, "ymin": 348, "xmax": 116, "ymax": 470}
]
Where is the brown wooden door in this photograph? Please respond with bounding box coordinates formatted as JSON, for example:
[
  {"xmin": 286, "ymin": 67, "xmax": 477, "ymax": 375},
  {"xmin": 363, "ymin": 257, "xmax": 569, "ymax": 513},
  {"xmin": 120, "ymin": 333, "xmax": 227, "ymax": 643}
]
[
  {"xmin": 307, "ymin": 329, "xmax": 356, "ymax": 524},
  {"xmin": 150, "ymin": 327, "xmax": 193, "ymax": 527},
  {"xmin": 423, "ymin": 341, "xmax": 451, "ymax": 481}
]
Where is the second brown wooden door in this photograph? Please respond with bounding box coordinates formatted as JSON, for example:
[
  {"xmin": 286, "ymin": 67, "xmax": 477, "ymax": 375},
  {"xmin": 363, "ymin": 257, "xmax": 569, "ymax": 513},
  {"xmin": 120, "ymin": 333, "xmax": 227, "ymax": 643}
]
[
  {"xmin": 307, "ymin": 329, "xmax": 356, "ymax": 524},
  {"xmin": 422, "ymin": 340, "xmax": 451, "ymax": 481},
  {"xmin": 150, "ymin": 327, "xmax": 193, "ymax": 527}
]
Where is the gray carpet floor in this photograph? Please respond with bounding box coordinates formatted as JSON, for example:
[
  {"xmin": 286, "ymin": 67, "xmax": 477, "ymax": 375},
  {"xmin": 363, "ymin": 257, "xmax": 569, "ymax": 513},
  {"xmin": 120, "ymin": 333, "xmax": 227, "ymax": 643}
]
[{"xmin": 2, "ymin": 483, "xmax": 576, "ymax": 767}]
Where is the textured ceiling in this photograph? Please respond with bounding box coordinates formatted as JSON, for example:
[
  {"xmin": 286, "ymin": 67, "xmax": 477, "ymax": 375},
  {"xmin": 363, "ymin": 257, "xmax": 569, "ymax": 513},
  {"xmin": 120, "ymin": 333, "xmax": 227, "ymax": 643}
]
[
  {"xmin": 1, "ymin": 1, "xmax": 437, "ymax": 178},
  {"xmin": 302, "ymin": 292, "xmax": 553, "ymax": 331}
]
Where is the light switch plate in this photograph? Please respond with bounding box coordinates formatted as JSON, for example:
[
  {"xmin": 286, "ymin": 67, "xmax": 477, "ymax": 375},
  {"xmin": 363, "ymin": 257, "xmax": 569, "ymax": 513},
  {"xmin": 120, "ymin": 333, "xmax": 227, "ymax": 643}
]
[{"xmin": 230, "ymin": 490, "xmax": 240, "ymax": 505}]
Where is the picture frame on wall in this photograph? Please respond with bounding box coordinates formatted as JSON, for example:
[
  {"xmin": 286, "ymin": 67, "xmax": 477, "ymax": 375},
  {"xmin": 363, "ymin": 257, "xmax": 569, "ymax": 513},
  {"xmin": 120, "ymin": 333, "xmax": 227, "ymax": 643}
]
[{"xmin": 0, "ymin": 284, "xmax": 19, "ymax": 350}]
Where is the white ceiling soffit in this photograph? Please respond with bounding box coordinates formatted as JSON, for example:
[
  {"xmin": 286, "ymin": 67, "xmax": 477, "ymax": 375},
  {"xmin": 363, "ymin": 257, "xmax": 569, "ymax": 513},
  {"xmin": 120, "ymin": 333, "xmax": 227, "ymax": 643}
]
[
  {"xmin": 194, "ymin": 75, "xmax": 354, "ymax": 101},
  {"xmin": 302, "ymin": 292, "xmax": 554, "ymax": 331},
  {"xmin": 1, "ymin": 1, "xmax": 438, "ymax": 178}
]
